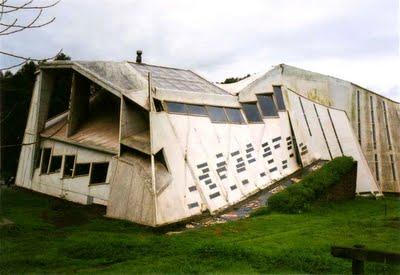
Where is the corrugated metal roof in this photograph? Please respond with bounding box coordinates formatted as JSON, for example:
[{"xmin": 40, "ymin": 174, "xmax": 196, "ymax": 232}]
[{"xmin": 129, "ymin": 62, "xmax": 228, "ymax": 95}]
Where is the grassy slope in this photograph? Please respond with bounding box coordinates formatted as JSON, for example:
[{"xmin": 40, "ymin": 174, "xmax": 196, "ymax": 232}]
[{"xmin": 1, "ymin": 187, "xmax": 399, "ymax": 274}]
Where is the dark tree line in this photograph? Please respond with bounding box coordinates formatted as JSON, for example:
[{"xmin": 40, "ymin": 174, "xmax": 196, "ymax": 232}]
[
  {"xmin": 0, "ymin": 53, "xmax": 70, "ymax": 182},
  {"xmin": 221, "ymin": 74, "xmax": 251, "ymax": 84}
]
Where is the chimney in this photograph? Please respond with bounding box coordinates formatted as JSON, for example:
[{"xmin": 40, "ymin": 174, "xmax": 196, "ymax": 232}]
[{"xmin": 136, "ymin": 50, "xmax": 142, "ymax": 64}]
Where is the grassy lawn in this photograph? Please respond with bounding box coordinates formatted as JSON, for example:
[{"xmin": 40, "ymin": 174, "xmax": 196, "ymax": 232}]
[{"xmin": 1, "ymin": 187, "xmax": 399, "ymax": 274}]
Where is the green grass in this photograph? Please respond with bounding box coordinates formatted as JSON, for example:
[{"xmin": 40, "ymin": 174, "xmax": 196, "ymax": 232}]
[{"xmin": 1, "ymin": 187, "xmax": 399, "ymax": 274}]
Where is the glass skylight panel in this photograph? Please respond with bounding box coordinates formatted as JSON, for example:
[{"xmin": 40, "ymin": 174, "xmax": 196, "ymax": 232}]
[
  {"xmin": 225, "ymin": 108, "xmax": 245, "ymax": 124},
  {"xmin": 257, "ymin": 94, "xmax": 278, "ymax": 117},
  {"xmin": 166, "ymin": 102, "xmax": 187, "ymax": 114},
  {"xmin": 186, "ymin": 104, "xmax": 208, "ymax": 116},
  {"xmin": 207, "ymin": 106, "xmax": 228, "ymax": 122},
  {"xmin": 242, "ymin": 103, "xmax": 263, "ymax": 123}
]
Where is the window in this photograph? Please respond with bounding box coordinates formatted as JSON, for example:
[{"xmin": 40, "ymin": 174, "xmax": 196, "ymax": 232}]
[
  {"xmin": 273, "ymin": 86, "xmax": 286, "ymax": 110},
  {"xmin": 225, "ymin": 107, "xmax": 245, "ymax": 124},
  {"xmin": 257, "ymin": 94, "xmax": 278, "ymax": 117},
  {"xmin": 242, "ymin": 103, "xmax": 263, "ymax": 123},
  {"xmin": 90, "ymin": 162, "xmax": 109, "ymax": 184},
  {"xmin": 74, "ymin": 163, "xmax": 90, "ymax": 176},
  {"xmin": 186, "ymin": 104, "xmax": 207, "ymax": 116},
  {"xmin": 207, "ymin": 106, "xmax": 228, "ymax": 123},
  {"xmin": 166, "ymin": 102, "xmax": 186, "ymax": 114},
  {"xmin": 49, "ymin": 155, "xmax": 62, "ymax": 173},
  {"xmin": 35, "ymin": 149, "xmax": 42, "ymax": 169},
  {"xmin": 63, "ymin": 155, "xmax": 75, "ymax": 177},
  {"xmin": 41, "ymin": 148, "xmax": 52, "ymax": 174},
  {"xmin": 154, "ymin": 99, "xmax": 164, "ymax": 112}
]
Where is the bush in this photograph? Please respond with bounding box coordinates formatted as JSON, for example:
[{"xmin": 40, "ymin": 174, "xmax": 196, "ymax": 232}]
[{"xmin": 268, "ymin": 156, "xmax": 356, "ymax": 213}]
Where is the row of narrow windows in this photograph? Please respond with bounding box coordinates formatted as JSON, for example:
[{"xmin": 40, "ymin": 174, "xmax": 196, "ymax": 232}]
[
  {"xmin": 36, "ymin": 148, "xmax": 109, "ymax": 185},
  {"xmin": 165, "ymin": 86, "xmax": 286, "ymax": 124},
  {"xmin": 357, "ymin": 91, "xmax": 393, "ymax": 151}
]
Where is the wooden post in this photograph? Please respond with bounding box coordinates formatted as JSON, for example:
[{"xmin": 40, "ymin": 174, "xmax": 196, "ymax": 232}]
[
  {"xmin": 352, "ymin": 245, "xmax": 365, "ymax": 275},
  {"xmin": 331, "ymin": 244, "xmax": 400, "ymax": 274}
]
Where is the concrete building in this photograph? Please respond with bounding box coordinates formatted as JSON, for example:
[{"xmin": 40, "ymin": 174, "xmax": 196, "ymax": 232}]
[{"xmin": 15, "ymin": 57, "xmax": 398, "ymax": 226}]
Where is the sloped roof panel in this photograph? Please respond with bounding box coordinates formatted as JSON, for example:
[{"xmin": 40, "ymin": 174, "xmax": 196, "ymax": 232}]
[
  {"xmin": 129, "ymin": 62, "xmax": 228, "ymax": 95},
  {"xmin": 76, "ymin": 61, "xmax": 143, "ymax": 91}
]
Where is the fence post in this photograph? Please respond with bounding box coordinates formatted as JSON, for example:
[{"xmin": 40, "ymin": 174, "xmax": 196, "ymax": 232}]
[{"xmin": 352, "ymin": 245, "xmax": 365, "ymax": 275}]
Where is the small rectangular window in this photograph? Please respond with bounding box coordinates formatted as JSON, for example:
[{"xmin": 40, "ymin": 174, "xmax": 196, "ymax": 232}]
[
  {"xmin": 74, "ymin": 163, "xmax": 90, "ymax": 176},
  {"xmin": 257, "ymin": 94, "xmax": 278, "ymax": 117},
  {"xmin": 63, "ymin": 155, "xmax": 75, "ymax": 177},
  {"xmin": 35, "ymin": 149, "xmax": 43, "ymax": 169},
  {"xmin": 166, "ymin": 102, "xmax": 186, "ymax": 114},
  {"xmin": 273, "ymin": 86, "xmax": 286, "ymax": 110},
  {"xmin": 207, "ymin": 106, "xmax": 228, "ymax": 123},
  {"xmin": 154, "ymin": 99, "xmax": 164, "ymax": 112},
  {"xmin": 41, "ymin": 148, "xmax": 52, "ymax": 174},
  {"xmin": 49, "ymin": 155, "xmax": 63, "ymax": 173},
  {"xmin": 242, "ymin": 103, "xmax": 263, "ymax": 123},
  {"xmin": 186, "ymin": 104, "xmax": 207, "ymax": 116},
  {"xmin": 90, "ymin": 162, "xmax": 109, "ymax": 184},
  {"xmin": 225, "ymin": 107, "xmax": 245, "ymax": 124}
]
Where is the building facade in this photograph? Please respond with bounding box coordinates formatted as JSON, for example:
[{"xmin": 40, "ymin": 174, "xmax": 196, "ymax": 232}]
[{"xmin": 15, "ymin": 60, "xmax": 397, "ymax": 226}]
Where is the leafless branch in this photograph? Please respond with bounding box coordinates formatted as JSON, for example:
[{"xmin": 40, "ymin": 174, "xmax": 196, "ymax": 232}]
[
  {"xmin": 0, "ymin": 8, "xmax": 56, "ymax": 36},
  {"xmin": 0, "ymin": 1, "xmax": 61, "ymax": 70},
  {"xmin": 0, "ymin": 0, "xmax": 59, "ymax": 13},
  {"xmin": 0, "ymin": 18, "xmax": 17, "ymax": 33},
  {"xmin": 0, "ymin": 48, "xmax": 63, "ymax": 71}
]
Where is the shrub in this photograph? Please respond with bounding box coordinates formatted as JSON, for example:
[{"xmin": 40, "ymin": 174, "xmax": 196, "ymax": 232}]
[{"xmin": 268, "ymin": 156, "xmax": 356, "ymax": 213}]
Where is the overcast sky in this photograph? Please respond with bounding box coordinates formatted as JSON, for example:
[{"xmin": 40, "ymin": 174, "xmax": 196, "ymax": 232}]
[{"xmin": 2, "ymin": 0, "xmax": 399, "ymax": 100}]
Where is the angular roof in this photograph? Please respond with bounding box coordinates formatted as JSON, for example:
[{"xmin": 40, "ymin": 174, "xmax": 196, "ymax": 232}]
[{"xmin": 128, "ymin": 62, "xmax": 228, "ymax": 95}]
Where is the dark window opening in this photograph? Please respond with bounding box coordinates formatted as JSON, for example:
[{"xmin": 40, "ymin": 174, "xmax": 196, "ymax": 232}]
[
  {"xmin": 257, "ymin": 94, "xmax": 278, "ymax": 117},
  {"xmin": 207, "ymin": 106, "xmax": 228, "ymax": 123},
  {"xmin": 35, "ymin": 149, "xmax": 42, "ymax": 169},
  {"xmin": 90, "ymin": 162, "xmax": 109, "ymax": 184},
  {"xmin": 225, "ymin": 107, "xmax": 245, "ymax": 124},
  {"xmin": 242, "ymin": 103, "xmax": 263, "ymax": 123},
  {"xmin": 154, "ymin": 99, "xmax": 164, "ymax": 112},
  {"xmin": 63, "ymin": 155, "xmax": 75, "ymax": 177},
  {"xmin": 370, "ymin": 96, "xmax": 376, "ymax": 149},
  {"xmin": 49, "ymin": 155, "xmax": 62, "ymax": 173},
  {"xmin": 382, "ymin": 101, "xmax": 392, "ymax": 150},
  {"xmin": 155, "ymin": 149, "xmax": 169, "ymax": 171},
  {"xmin": 390, "ymin": 154, "xmax": 396, "ymax": 181},
  {"xmin": 41, "ymin": 148, "xmax": 52, "ymax": 174},
  {"xmin": 187, "ymin": 104, "xmax": 207, "ymax": 116},
  {"xmin": 166, "ymin": 102, "xmax": 186, "ymax": 114},
  {"xmin": 273, "ymin": 86, "xmax": 286, "ymax": 110},
  {"xmin": 74, "ymin": 163, "xmax": 90, "ymax": 176},
  {"xmin": 374, "ymin": 154, "xmax": 379, "ymax": 181},
  {"xmin": 47, "ymin": 70, "xmax": 73, "ymax": 119}
]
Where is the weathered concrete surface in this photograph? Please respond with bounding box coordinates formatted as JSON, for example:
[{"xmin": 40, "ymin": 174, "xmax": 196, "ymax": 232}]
[
  {"xmin": 16, "ymin": 61, "xmax": 394, "ymax": 227},
  {"xmin": 236, "ymin": 64, "xmax": 399, "ymax": 193}
]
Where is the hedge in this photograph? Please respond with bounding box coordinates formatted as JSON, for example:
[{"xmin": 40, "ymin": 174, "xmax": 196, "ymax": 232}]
[{"xmin": 267, "ymin": 156, "xmax": 356, "ymax": 213}]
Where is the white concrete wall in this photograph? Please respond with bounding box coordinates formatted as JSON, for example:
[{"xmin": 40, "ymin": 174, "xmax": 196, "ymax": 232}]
[
  {"xmin": 149, "ymin": 106, "xmax": 301, "ymax": 225},
  {"xmin": 285, "ymin": 88, "xmax": 380, "ymax": 194},
  {"xmin": 28, "ymin": 139, "xmax": 113, "ymax": 205}
]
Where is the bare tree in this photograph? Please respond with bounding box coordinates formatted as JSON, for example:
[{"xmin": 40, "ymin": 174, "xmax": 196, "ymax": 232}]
[{"xmin": 0, "ymin": 0, "xmax": 61, "ymax": 70}]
